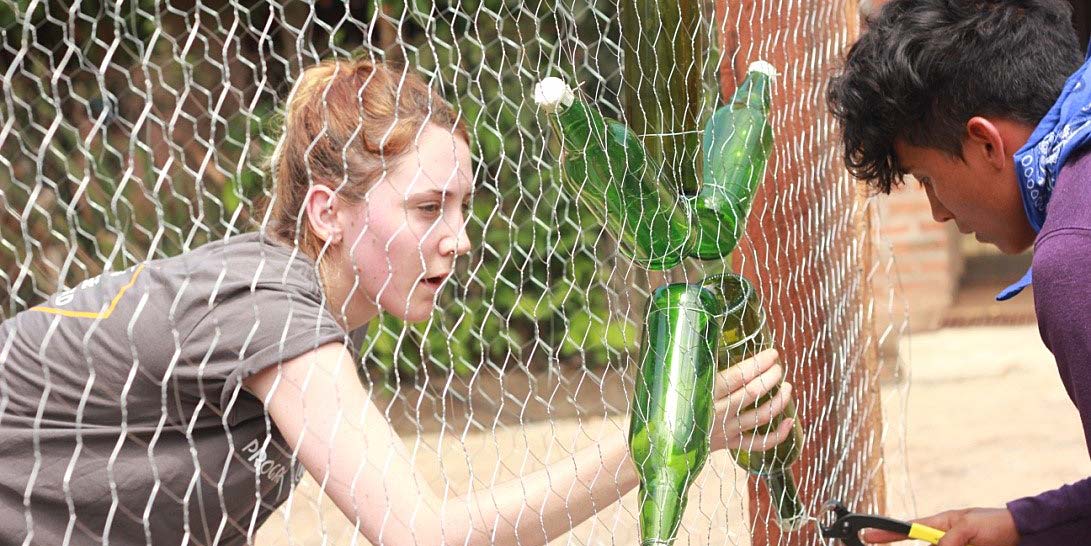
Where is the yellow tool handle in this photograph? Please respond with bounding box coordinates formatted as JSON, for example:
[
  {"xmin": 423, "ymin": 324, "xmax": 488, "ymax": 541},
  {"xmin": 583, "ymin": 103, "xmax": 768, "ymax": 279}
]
[{"xmin": 907, "ymin": 522, "xmax": 949, "ymax": 544}]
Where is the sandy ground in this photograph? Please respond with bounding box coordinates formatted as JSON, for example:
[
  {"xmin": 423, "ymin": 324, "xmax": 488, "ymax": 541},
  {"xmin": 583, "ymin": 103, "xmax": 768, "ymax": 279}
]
[
  {"xmin": 255, "ymin": 325, "xmax": 1091, "ymax": 545},
  {"xmin": 882, "ymin": 325, "xmax": 1091, "ymax": 517}
]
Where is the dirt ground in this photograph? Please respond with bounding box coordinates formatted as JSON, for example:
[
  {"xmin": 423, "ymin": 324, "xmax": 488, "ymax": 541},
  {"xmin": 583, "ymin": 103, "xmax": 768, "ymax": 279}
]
[
  {"xmin": 255, "ymin": 324, "xmax": 1091, "ymax": 545},
  {"xmin": 881, "ymin": 325, "xmax": 1091, "ymax": 518}
]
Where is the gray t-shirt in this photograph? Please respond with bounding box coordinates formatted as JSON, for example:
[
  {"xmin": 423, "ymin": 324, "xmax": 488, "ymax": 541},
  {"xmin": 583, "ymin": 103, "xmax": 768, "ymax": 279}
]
[{"xmin": 0, "ymin": 231, "xmax": 348, "ymax": 545}]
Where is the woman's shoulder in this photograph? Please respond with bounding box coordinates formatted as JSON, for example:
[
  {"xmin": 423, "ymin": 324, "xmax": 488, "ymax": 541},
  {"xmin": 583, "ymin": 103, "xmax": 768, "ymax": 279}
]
[
  {"xmin": 160, "ymin": 231, "xmax": 323, "ymax": 296},
  {"xmin": 134, "ymin": 231, "xmax": 331, "ymax": 342}
]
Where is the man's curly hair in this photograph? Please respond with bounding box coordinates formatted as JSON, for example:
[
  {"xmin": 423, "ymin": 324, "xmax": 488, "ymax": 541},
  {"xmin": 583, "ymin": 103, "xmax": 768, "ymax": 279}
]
[{"xmin": 827, "ymin": 0, "xmax": 1082, "ymax": 193}]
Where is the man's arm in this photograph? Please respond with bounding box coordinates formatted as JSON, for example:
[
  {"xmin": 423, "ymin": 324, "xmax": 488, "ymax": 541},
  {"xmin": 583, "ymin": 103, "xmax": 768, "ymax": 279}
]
[
  {"xmin": 864, "ymin": 230, "xmax": 1091, "ymax": 546},
  {"xmin": 1007, "ymin": 478, "xmax": 1091, "ymax": 545},
  {"xmin": 1006, "ymin": 227, "xmax": 1091, "ymax": 545}
]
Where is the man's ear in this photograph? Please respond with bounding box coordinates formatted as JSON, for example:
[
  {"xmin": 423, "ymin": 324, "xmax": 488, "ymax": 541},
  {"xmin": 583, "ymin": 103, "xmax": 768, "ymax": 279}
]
[
  {"xmin": 303, "ymin": 184, "xmax": 342, "ymax": 245},
  {"xmin": 965, "ymin": 116, "xmax": 1007, "ymax": 172}
]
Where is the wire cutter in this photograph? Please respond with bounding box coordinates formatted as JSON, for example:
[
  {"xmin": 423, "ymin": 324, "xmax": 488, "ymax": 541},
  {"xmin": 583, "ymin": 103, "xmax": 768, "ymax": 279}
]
[{"xmin": 819, "ymin": 500, "xmax": 948, "ymax": 546}]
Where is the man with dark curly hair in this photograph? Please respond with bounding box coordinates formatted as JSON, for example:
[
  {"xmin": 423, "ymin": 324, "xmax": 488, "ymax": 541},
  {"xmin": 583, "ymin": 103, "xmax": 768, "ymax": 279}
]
[{"xmin": 828, "ymin": 1, "xmax": 1091, "ymax": 545}]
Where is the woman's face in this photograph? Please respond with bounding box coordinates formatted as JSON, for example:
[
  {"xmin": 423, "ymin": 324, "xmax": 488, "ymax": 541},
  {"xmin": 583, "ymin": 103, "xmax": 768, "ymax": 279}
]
[{"xmin": 337, "ymin": 124, "xmax": 474, "ymax": 324}]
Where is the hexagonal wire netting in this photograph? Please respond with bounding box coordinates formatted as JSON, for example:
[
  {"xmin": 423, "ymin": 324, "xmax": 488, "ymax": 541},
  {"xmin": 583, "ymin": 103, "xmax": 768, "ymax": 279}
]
[{"xmin": 0, "ymin": 1, "xmax": 910, "ymax": 545}]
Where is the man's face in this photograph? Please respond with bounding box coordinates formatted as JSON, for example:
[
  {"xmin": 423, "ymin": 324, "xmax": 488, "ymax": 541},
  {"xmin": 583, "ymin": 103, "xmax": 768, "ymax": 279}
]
[{"xmin": 893, "ymin": 132, "xmax": 1036, "ymax": 254}]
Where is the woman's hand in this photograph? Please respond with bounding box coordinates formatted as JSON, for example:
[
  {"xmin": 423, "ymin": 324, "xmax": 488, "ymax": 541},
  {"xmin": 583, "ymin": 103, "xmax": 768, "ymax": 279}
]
[{"xmin": 710, "ymin": 348, "xmax": 796, "ymax": 452}]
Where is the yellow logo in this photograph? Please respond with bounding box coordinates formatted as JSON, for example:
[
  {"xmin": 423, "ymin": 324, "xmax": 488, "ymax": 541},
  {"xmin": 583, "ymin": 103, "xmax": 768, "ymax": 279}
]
[{"xmin": 30, "ymin": 264, "xmax": 146, "ymax": 319}]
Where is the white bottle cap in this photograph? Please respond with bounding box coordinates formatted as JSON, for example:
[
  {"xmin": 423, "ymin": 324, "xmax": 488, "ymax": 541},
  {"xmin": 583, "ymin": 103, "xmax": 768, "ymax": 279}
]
[
  {"xmin": 533, "ymin": 77, "xmax": 575, "ymax": 113},
  {"xmin": 747, "ymin": 60, "xmax": 778, "ymax": 81}
]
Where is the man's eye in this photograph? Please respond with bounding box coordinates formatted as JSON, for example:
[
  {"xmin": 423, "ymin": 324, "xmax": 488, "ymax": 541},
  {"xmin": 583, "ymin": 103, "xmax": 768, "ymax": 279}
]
[
  {"xmin": 462, "ymin": 202, "xmax": 471, "ymax": 215},
  {"xmin": 419, "ymin": 203, "xmax": 441, "ymax": 214}
]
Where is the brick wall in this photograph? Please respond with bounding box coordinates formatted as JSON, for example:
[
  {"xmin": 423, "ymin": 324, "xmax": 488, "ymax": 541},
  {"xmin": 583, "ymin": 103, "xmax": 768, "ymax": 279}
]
[{"xmin": 875, "ymin": 185, "xmax": 963, "ymax": 332}]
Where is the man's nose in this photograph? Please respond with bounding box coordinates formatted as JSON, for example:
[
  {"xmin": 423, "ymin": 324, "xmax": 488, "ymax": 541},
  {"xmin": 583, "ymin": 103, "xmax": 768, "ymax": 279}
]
[{"xmin": 923, "ymin": 185, "xmax": 954, "ymax": 223}]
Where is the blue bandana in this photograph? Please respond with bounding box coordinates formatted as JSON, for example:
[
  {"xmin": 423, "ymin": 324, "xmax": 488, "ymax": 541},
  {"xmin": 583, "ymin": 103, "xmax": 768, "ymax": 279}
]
[{"xmin": 997, "ymin": 44, "xmax": 1091, "ymax": 301}]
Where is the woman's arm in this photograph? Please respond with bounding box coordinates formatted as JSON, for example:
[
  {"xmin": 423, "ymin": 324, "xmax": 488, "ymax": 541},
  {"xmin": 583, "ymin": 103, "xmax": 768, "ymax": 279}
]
[{"xmin": 245, "ymin": 343, "xmax": 793, "ymax": 546}]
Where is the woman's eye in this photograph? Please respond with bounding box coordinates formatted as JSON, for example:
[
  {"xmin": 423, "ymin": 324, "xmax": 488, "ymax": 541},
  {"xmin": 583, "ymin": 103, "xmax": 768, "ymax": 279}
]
[{"xmin": 417, "ymin": 201, "xmax": 471, "ymax": 218}]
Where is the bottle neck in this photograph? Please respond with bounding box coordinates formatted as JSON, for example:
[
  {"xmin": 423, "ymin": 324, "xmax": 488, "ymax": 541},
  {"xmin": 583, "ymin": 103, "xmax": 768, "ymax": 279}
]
[
  {"xmin": 765, "ymin": 469, "xmax": 808, "ymax": 531},
  {"xmin": 555, "ymin": 100, "xmax": 598, "ymax": 153},
  {"xmin": 730, "ymin": 72, "xmax": 771, "ymax": 111}
]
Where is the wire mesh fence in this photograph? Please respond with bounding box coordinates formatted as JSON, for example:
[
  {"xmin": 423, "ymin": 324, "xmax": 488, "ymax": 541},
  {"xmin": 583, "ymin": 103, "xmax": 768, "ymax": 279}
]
[{"xmin": 0, "ymin": 0, "xmax": 910, "ymax": 545}]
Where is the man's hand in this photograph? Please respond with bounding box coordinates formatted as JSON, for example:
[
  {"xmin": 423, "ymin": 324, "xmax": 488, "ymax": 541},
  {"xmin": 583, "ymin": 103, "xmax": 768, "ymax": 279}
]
[{"xmin": 861, "ymin": 508, "xmax": 1019, "ymax": 546}]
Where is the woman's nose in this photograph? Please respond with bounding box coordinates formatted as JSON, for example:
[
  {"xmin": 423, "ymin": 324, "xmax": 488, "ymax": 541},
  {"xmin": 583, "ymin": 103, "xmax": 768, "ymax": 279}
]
[
  {"xmin": 451, "ymin": 226, "xmax": 471, "ymax": 256},
  {"xmin": 440, "ymin": 220, "xmax": 472, "ymax": 257}
]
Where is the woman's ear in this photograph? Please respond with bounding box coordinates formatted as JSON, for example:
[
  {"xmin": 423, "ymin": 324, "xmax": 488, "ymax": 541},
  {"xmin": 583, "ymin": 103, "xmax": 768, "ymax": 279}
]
[
  {"xmin": 303, "ymin": 184, "xmax": 342, "ymax": 245},
  {"xmin": 965, "ymin": 116, "xmax": 1007, "ymax": 172}
]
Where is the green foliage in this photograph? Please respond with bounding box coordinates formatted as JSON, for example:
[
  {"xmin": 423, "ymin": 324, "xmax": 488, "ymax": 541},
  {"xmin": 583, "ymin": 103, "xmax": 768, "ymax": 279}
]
[
  {"xmin": 1, "ymin": 0, "xmax": 641, "ymax": 386},
  {"xmin": 0, "ymin": 6, "xmax": 278, "ymax": 312}
]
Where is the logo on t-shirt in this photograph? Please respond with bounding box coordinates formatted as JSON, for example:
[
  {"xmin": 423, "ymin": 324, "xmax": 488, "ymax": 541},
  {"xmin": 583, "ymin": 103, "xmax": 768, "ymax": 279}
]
[
  {"xmin": 241, "ymin": 437, "xmax": 291, "ymax": 485},
  {"xmin": 31, "ymin": 264, "xmax": 145, "ymax": 319}
]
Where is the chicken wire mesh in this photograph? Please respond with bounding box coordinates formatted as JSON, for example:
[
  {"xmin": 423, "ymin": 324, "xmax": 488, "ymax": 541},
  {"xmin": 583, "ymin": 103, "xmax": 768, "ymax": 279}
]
[{"xmin": 0, "ymin": 0, "xmax": 912, "ymax": 545}]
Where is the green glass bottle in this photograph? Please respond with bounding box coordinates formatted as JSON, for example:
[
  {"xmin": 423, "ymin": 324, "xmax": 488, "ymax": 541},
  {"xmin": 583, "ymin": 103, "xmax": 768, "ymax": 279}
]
[
  {"xmin": 620, "ymin": 0, "xmax": 705, "ymax": 195},
  {"xmin": 703, "ymin": 273, "xmax": 807, "ymax": 530},
  {"xmin": 534, "ymin": 78, "xmax": 692, "ymax": 270},
  {"xmin": 689, "ymin": 61, "xmax": 777, "ymax": 260},
  {"xmin": 628, "ymin": 283, "xmax": 722, "ymax": 545}
]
